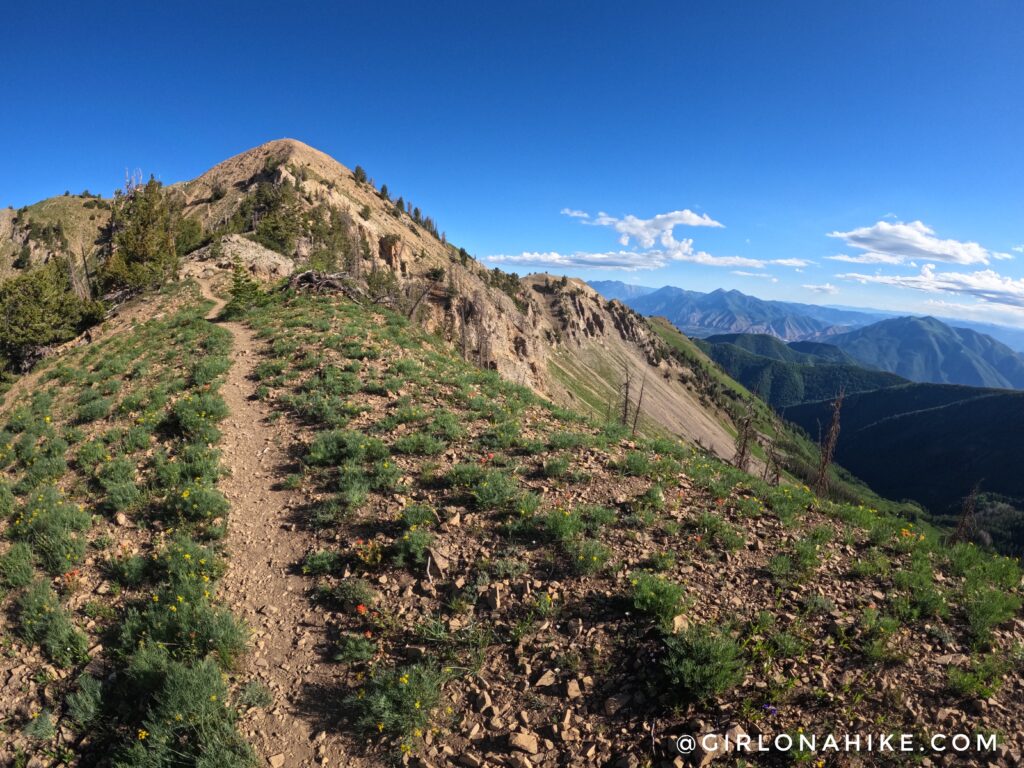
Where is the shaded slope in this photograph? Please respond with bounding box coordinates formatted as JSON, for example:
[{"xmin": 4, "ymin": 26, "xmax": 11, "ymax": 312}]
[
  {"xmin": 828, "ymin": 316, "xmax": 1024, "ymax": 389},
  {"xmin": 697, "ymin": 337, "xmax": 906, "ymax": 409},
  {"xmin": 786, "ymin": 383, "xmax": 1024, "ymax": 552}
]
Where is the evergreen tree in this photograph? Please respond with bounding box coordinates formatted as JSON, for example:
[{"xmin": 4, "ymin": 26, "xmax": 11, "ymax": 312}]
[
  {"xmin": 101, "ymin": 176, "xmax": 180, "ymax": 292},
  {"xmin": 0, "ymin": 258, "xmax": 104, "ymax": 368},
  {"xmin": 221, "ymin": 260, "xmax": 265, "ymax": 319}
]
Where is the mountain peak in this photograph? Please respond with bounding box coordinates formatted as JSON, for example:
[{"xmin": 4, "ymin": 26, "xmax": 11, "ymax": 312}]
[{"xmin": 185, "ymin": 138, "xmax": 353, "ymax": 198}]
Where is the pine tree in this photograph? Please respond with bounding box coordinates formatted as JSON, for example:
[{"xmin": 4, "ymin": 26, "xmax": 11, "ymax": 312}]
[
  {"xmin": 0, "ymin": 258, "xmax": 104, "ymax": 368},
  {"xmin": 221, "ymin": 260, "xmax": 264, "ymax": 319},
  {"xmin": 100, "ymin": 176, "xmax": 180, "ymax": 292}
]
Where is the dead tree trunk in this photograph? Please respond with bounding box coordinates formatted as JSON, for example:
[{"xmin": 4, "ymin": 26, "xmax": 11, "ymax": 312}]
[
  {"xmin": 619, "ymin": 363, "xmax": 633, "ymax": 427},
  {"xmin": 950, "ymin": 482, "xmax": 982, "ymax": 545},
  {"xmin": 761, "ymin": 423, "xmax": 782, "ymax": 486},
  {"xmin": 631, "ymin": 372, "xmax": 647, "ymax": 437},
  {"xmin": 732, "ymin": 400, "xmax": 756, "ymax": 472},
  {"xmin": 814, "ymin": 388, "xmax": 845, "ymax": 497}
]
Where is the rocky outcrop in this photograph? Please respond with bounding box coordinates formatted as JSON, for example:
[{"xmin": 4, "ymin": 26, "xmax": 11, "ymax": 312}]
[{"xmin": 182, "ymin": 234, "xmax": 296, "ymax": 281}]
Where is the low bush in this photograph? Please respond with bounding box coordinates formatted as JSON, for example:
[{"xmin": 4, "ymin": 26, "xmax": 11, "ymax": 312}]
[
  {"xmin": 346, "ymin": 663, "xmax": 444, "ymax": 738},
  {"xmin": 631, "ymin": 572, "xmax": 686, "ymax": 629},
  {"xmin": 17, "ymin": 580, "xmax": 89, "ymax": 667},
  {"xmin": 661, "ymin": 626, "xmax": 746, "ymax": 703}
]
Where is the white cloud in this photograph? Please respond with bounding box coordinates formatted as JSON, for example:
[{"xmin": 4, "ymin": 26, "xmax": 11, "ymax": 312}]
[
  {"xmin": 836, "ymin": 264, "xmax": 1024, "ymax": 310},
  {"xmin": 921, "ymin": 298, "xmax": 1024, "ymax": 323},
  {"xmin": 485, "ymin": 250, "xmax": 665, "ymax": 271},
  {"xmin": 486, "ymin": 245, "xmax": 765, "ymax": 272},
  {"xmin": 826, "ymin": 252, "xmax": 905, "ymax": 265},
  {"xmin": 496, "ymin": 206, "xmax": 785, "ymax": 273},
  {"xmin": 733, "ymin": 270, "xmax": 779, "ymax": 282},
  {"xmin": 585, "ymin": 209, "xmax": 723, "ymax": 248},
  {"xmin": 803, "ymin": 282, "xmax": 839, "ymax": 295},
  {"xmin": 828, "ymin": 220, "xmax": 1010, "ymax": 266},
  {"xmin": 1013, "ymin": 244, "xmax": 1024, "ymax": 254}
]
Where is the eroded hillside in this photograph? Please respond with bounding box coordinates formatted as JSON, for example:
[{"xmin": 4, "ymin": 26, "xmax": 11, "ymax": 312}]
[{"xmin": 0, "ymin": 139, "xmax": 751, "ymax": 461}]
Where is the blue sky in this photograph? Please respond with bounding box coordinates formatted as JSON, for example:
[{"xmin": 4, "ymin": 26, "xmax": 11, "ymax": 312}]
[{"xmin": 2, "ymin": 1, "xmax": 1023, "ymax": 324}]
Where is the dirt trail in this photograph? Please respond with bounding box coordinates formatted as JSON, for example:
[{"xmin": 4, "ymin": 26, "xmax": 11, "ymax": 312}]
[{"xmin": 199, "ymin": 281, "xmax": 351, "ymax": 768}]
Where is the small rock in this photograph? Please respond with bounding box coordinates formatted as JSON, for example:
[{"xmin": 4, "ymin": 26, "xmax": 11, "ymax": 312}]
[
  {"xmin": 509, "ymin": 731, "xmax": 539, "ymax": 755},
  {"xmin": 533, "ymin": 669, "xmax": 557, "ymax": 688}
]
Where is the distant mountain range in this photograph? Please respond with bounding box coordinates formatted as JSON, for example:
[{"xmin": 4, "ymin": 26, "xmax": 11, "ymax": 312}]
[
  {"xmin": 585, "ymin": 280, "xmax": 655, "ymax": 302},
  {"xmin": 624, "ymin": 286, "xmax": 840, "ymax": 340},
  {"xmin": 588, "ymin": 280, "xmax": 1024, "ymax": 352}
]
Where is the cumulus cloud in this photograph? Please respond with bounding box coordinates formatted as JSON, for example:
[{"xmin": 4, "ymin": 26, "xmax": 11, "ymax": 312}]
[
  {"xmin": 489, "ymin": 207, "xmax": 797, "ymax": 273},
  {"xmin": 1014, "ymin": 244, "xmax": 1024, "ymax": 254},
  {"xmin": 836, "ymin": 264, "xmax": 1024, "ymax": 310},
  {"xmin": 828, "ymin": 220, "xmax": 1011, "ymax": 266},
  {"xmin": 803, "ymin": 282, "xmax": 839, "ymax": 295},
  {"xmin": 582, "ymin": 209, "xmax": 723, "ymax": 248}
]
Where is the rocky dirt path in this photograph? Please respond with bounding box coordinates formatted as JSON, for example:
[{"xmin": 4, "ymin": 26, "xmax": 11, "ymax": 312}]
[{"xmin": 199, "ymin": 281, "xmax": 352, "ymax": 768}]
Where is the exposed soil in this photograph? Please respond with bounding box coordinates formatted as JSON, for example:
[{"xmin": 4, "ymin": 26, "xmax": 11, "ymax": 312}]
[{"xmin": 199, "ymin": 281, "xmax": 357, "ymax": 767}]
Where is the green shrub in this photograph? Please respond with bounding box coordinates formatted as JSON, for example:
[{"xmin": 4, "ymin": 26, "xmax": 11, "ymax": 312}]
[
  {"xmin": 392, "ymin": 526, "xmax": 434, "ymax": 568},
  {"xmin": 431, "ymin": 412, "xmax": 465, "ymax": 440},
  {"xmin": 163, "ymin": 482, "xmax": 229, "ymax": 523},
  {"xmin": 564, "ymin": 539, "xmax": 610, "ymax": 574},
  {"xmin": 631, "ymin": 572, "xmax": 686, "ymax": 628},
  {"xmin": 331, "ymin": 578, "xmax": 377, "ymax": 612},
  {"xmin": 891, "ymin": 553, "xmax": 947, "ymax": 620},
  {"xmin": 542, "ymin": 455, "xmax": 571, "ymax": 479},
  {"xmin": 23, "ymin": 709, "xmax": 55, "ymax": 740},
  {"xmin": 346, "ymin": 663, "xmax": 444, "ymax": 738},
  {"xmin": 67, "ymin": 675, "xmax": 103, "ymax": 727},
  {"xmin": 190, "ymin": 356, "xmax": 230, "ymax": 386},
  {"xmin": 540, "ymin": 507, "xmax": 585, "ymax": 543},
  {"xmin": 237, "ymin": 681, "xmax": 274, "ymax": 711},
  {"xmin": 401, "ymin": 504, "xmax": 437, "ymax": 528},
  {"xmin": 578, "ymin": 504, "xmax": 617, "ymax": 531},
  {"xmin": 392, "ymin": 431, "xmax": 447, "ymax": 456},
  {"xmin": 661, "ymin": 626, "xmax": 746, "ymax": 703},
  {"xmin": 947, "ymin": 655, "xmax": 1008, "ymax": 699},
  {"xmin": 10, "ymin": 487, "xmax": 90, "ymax": 575},
  {"xmin": 962, "ymin": 582, "xmax": 1021, "ymax": 646},
  {"xmin": 469, "ymin": 469, "xmax": 519, "ymax": 512},
  {"xmin": 369, "ymin": 458, "xmax": 403, "ymax": 491},
  {"xmin": 303, "ymin": 550, "xmax": 342, "ymax": 576},
  {"xmin": 305, "ymin": 430, "xmax": 387, "ymax": 466},
  {"xmin": 169, "ymin": 391, "xmax": 229, "ymax": 444},
  {"xmin": 334, "ymin": 633, "xmax": 377, "ymax": 663},
  {"xmin": 118, "ymin": 592, "xmax": 248, "ymax": 668},
  {"xmin": 17, "ymin": 581, "xmax": 88, "ymax": 667},
  {"xmin": 692, "ymin": 511, "xmax": 744, "ymax": 551},
  {"xmin": 0, "ymin": 542, "xmax": 35, "ymax": 588},
  {"xmin": 111, "ymin": 647, "xmax": 254, "ymax": 767}
]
